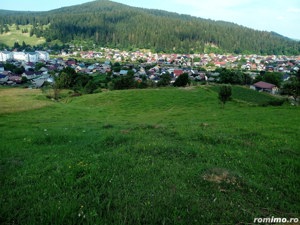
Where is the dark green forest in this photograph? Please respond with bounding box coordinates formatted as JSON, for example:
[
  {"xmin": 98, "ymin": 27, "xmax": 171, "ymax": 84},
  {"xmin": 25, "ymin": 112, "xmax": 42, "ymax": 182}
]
[{"xmin": 0, "ymin": 0, "xmax": 299, "ymax": 54}]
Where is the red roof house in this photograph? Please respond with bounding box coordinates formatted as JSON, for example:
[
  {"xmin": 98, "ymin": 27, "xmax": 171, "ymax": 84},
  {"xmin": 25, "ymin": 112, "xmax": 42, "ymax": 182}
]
[
  {"xmin": 174, "ymin": 69, "xmax": 183, "ymax": 77},
  {"xmin": 251, "ymin": 81, "xmax": 278, "ymax": 94}
]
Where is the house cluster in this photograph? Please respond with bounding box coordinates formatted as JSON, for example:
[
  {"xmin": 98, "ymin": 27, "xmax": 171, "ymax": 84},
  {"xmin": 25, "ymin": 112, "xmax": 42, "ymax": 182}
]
[
  {"xmin": 0, "ymin": 51, "xmax": 50, "ymax": 86},
  {"xmin": 72, "ymin": 48, "xmax": 300, "ymax": 72},
  {"xmin": 0, "ymin": 61, "xmax": 53, "ymax": 87},
  {"xmin": 0, "ymin": 56, "xmax": 112, "ymax": 87},
  {"xmin": 1, "ymin": 47, "xmax": 299, "ymax": 92}
]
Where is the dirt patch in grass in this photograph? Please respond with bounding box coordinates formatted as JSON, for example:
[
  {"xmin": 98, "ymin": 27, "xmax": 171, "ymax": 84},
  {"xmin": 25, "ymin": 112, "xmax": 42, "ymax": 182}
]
[{"xmin": 202, "ymin": 168, "xmax": 244, "ymax": 191}]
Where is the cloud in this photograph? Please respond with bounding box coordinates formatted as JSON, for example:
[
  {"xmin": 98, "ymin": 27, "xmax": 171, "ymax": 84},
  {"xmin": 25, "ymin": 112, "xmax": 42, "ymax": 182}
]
[
  {"xmin": 287, "ymin": 7, "xmax": 300, "ymax": 13},
  {"xmin": 276, "ymin": 16, "xmax": 285, "ymax": 20}
]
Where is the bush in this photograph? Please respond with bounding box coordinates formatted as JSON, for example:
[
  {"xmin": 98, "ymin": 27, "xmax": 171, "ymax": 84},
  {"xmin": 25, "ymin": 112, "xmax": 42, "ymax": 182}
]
[
  {"xmin": 157, "ymin": 73, "xmax": 171, "ymax": 87},
  {"xmin": 84, "ymin": 80, "xmax": 99, "ymax": 94},
  {"xmin": 174, "ymin": 73, "xmax": 190, "ymax": 87},
  {"xmin": 218, "ymin": 85, "xmax": 232, "ymax": 107},
  {"xmin": 112, "ymin": 75, "xmax": 136, "ymax": 90},
  {"xmin": 260, "ymin": 98, "xmax": 285, "ymax": 107}
]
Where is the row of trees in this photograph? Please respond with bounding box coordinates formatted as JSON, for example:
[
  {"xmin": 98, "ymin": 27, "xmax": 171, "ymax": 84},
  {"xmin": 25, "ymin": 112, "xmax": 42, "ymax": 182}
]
[
  {"xmin": 52, "ymin": 63, "xmax": 299, "ymax": 94},
  {"xmin": 1, "ymin": 0, "xmax": 299, "ymax": 55},
  {"xmin": 216, "ymin": 68, "xmax": 252, "ymax": 85},
  {"xmin": 54, "ymin": 67, "xmax": 99, "ymax": 94},
  {"xmin": 53, "ymin": 67, "xmax": 192, "ymax": 96},
  {"xmin": 215, "ymin": 68, "xmax": 285, "ymax": 87}
]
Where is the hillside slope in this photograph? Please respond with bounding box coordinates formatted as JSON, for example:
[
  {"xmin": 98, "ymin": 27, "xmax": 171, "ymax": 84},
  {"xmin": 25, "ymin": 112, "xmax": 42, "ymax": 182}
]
[
  {"xmin": 1, "ymin": 87, "xmax": 299, "ymax": 224},
  {"xmin": 0, "ymin": 0, "xmax": 300, "ymax": 54}
]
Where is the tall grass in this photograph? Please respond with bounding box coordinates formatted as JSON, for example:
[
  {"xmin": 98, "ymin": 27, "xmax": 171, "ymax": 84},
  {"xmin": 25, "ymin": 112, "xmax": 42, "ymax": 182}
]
[
  {"xmin": 0, "ymin": 88, "xmax": 53, "ymax": 114},
  {"xmin": 0, "ymin": 87, "xmax": 299, "ymax": 224}
]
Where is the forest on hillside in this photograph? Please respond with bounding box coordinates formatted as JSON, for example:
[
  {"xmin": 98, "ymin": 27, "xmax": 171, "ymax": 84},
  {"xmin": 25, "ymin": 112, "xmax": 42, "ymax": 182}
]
[{"xmin": 0, "ymin": 0, "xmax": 299, "ymax": 54}]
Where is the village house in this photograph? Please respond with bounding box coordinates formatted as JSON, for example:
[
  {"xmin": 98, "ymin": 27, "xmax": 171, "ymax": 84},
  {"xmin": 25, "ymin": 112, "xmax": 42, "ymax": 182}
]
[
  {"xmin": 26, "ymin": 52, "xmax": 39, "ymax": 63},
  {"xmin": 22, "ymin": 71, "xmax": 42, "ymax": 80},
  {"xmin": 0, "ymin": 51, "xmax": 13, "ymax": 61},
  {"xmin": 36, "ymin": 51, "xmax": 50, "ymax": 61},
  {"xmin": 12, "ymin": 52, "xmax": 27, "ymax": 61},
  {"xmin": 8, "ymin": 75, "xmax": 22, "ymax": 84},
  {"xmin": 0, "ymin": 74, "xmax": 8, "ymax": 84},
  {"xmin": 251, "ymin": 81, "xmax": 278, "ymax": 94}
]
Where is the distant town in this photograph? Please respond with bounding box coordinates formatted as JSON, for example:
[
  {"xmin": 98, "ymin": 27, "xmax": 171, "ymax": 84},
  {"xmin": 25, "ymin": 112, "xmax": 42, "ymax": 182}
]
[{"xmin": 0, "ymin": 48, "xmax": 299, "ymax": 91}]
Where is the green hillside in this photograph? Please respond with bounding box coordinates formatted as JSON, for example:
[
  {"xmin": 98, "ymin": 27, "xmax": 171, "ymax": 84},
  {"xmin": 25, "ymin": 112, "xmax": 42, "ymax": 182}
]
[
  {"xmin": 0, "ymin": 24, "xmax": 45, "ymax": 47},
  {"xmin": 210, "ymin": 85, "xmax": 286, "ymax": 106},
  {"xmin": 1, "ymin": 87, "xmax": 299, "ymax": 224},
  {"xmin": 1, "ymin": 0, "xmax": 300, "ymax": 54}
]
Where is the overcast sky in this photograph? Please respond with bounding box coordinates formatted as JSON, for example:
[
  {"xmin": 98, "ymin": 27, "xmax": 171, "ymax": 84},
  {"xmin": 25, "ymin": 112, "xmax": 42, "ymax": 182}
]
[{"xmin": 1, "ymin": 0, "xmax": 300, "ymax": 40}]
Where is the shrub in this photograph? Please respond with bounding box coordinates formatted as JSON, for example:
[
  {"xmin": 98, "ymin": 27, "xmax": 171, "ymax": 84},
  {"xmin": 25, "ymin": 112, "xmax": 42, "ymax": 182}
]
[
  {"xmin": 174, "ymin": 73, "xmax": 190, "ymax": 87},
  {"xmin": 218, "ymin": 85, "xmax": 232, "ymax": 107},
  {"xmin": 260, "ymin": 98, "xmax": 285, "ymax": 107},
  {"xmin": 84, "ymin": 80, "xmax": 98, "ymax": 94}
]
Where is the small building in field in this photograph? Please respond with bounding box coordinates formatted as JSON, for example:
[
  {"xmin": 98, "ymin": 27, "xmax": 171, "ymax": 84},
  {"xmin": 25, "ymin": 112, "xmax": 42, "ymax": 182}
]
[{"xmin": 251, "ymin": 81, "xmax": 278, "ymax": 94}]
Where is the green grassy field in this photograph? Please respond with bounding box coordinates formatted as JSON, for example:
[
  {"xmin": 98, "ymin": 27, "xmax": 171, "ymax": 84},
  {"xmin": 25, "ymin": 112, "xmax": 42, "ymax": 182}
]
[
  {"xmin": 0, "ymin": 24, "xmax": 46, "ymax": 47},
  {"xmin": 0, "ymin": 86, "xmax": 299, "ymax": 224}
]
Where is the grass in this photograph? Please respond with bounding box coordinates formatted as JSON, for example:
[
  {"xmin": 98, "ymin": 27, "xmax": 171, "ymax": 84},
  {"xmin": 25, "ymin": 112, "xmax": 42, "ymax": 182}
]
[
  {"xmin": 210, "ymin": 85, "xmax": 286, "ymax": 106},
  {"xmin": 0, "ymin": 24, "xmax": 46, "ymax": 47},
  {"xmin": 0, "ymin": 86, "xmax": 299, "ymax": 224},
  {"xmin": 0, "ymin": 88, "xmax": 54, "ymax": 114}
]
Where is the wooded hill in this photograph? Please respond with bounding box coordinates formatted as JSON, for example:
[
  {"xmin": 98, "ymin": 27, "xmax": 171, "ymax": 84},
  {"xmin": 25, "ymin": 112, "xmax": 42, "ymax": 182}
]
[{"xmin": 1, "ymin": 0, "xmax": 299, "ymax": 55}]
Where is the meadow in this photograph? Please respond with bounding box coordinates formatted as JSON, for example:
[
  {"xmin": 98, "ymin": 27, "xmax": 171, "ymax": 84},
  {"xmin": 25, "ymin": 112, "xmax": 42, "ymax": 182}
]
[
  {"xmin": 0, "ymin": 86, "xmax": 299, "ymax": 224},
  {"xmin": 0, "ymin": 24, "xmax": 46, "ymax": 47}
]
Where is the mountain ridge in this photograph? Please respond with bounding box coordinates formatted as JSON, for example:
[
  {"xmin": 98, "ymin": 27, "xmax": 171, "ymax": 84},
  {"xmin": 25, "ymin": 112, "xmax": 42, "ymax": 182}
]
[{"xmin": 0, "ymin": 0, "xmax": 299, "ymax": 55}]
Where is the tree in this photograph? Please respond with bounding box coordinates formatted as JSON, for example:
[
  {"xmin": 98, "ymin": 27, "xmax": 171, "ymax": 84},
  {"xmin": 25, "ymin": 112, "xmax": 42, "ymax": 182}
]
[
  {"xmin": 218, "ymin": 85, "xmax": 232, "ymax": 107},
  {"xmin": 55, "ymin": 72, "xmax": 73, "ymax": 89},
  {"xmin": 22, "ymin": 41, "xmax": 27, "ymax": 50},
  {"xmin": 52, "ymin": 81, "xmax": 60, "ymax": 100},
  {"xmin": 157, "ymin": 72, "xmax": 171, "ymax": 87},
  {"xmin": 263, "ymin": 72, "xmax": 282, "ymax": 87},
  {"xmin": 21, "ymin": 76, "xmax": 28, "ymax": 84},
  {"xmin": 112, "ymin": 74, "xmax": 136, "ymax": 90},
  {"xmin": 174, "ymin": 73, "xmax": 190, "ymax": 87},
  {"xmin": 13, "ymin": 42, "xmax": 20, "ymax": 49},
  {"xmin": 112, "ymin": 62, "xmax": 121, "ymax": 73},
  {"xmin": 84, "ymin": 80, "xmax": 98, "ymax": 94},
  {"xmin": 55, "ymin": 68, "xmax": 78, "ymax": 89},
  {"xmin": 14, "ymin": 66, "xmax": 25, "ymax": 75},
  {"xmin": 4, "ymin": 24, "xmax": 9, "ymax": 33},
  {"xmin": 4, "ymin": 63, "xmax": 17, "ymax": 72},
  {"xmin": 281, "ymin": 71, "xmax": 300, "ymax": 105},
  {"xmin": 35, "ymin": 62, "xmax": 46, "ymax": 71}
]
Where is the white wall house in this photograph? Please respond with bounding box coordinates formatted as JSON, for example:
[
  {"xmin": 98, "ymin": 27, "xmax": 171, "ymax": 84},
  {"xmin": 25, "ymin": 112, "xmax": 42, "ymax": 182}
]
[
  {"xmin": 26, "ymin": 52, "xmax": 39, "ymax": 63},
  {"xmin": 0, "ymin": 51, "xmax": 13, "ymax": 61},
  {"xmin": 10, "ymin": 51, "xmax": 48, "ymax": 62},
  {"xmin": 12, "ymin": 52, "xmax": 40, "ymax": 62},
  {"xmin": 36, "ymin": 51, "xmax": 50, "ymax": 61},
  {"xmin": 13, "ymin": 52, "xmax": 26, "ymax": 61}
]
